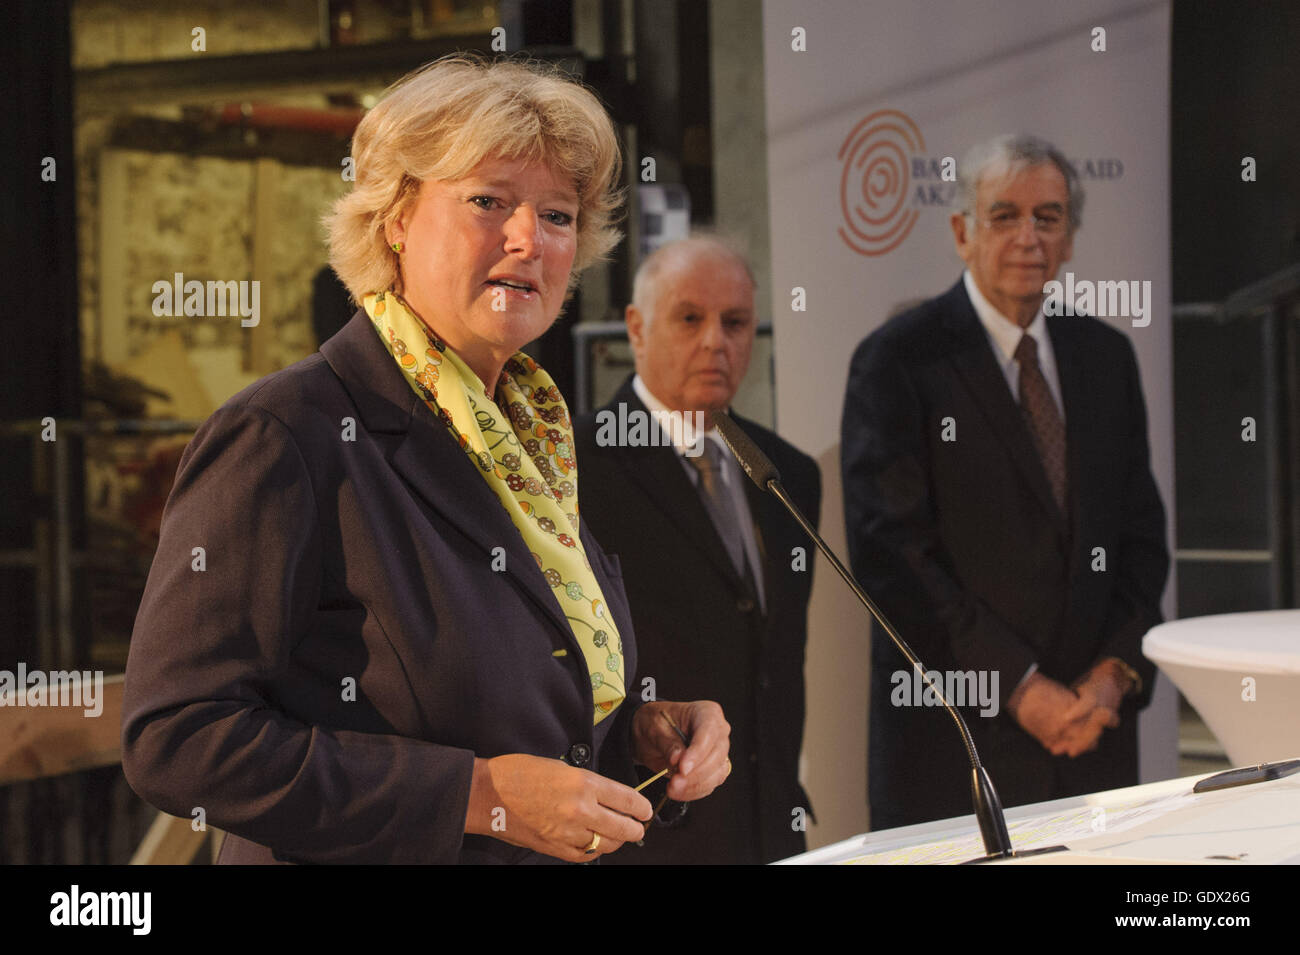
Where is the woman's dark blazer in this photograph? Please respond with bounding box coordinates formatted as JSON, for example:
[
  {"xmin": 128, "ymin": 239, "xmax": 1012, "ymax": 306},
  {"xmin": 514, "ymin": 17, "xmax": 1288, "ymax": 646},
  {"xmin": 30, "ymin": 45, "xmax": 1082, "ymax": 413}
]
[{"xmin": 121, "ymin": 310, "xmax": 640, "ymax": 864}]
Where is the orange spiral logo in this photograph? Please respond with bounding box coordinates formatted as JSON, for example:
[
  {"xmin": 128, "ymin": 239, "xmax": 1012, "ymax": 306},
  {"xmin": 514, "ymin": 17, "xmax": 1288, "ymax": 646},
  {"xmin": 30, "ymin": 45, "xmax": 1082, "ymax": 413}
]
[{"xmin": 838, "ymin": 110, "xmax": 925, "ymax": 257}]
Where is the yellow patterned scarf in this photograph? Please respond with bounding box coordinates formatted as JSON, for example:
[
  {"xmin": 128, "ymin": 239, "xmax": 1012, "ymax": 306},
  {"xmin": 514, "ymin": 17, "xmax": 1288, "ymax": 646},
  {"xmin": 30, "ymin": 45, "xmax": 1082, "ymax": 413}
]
[{"xmin": 364, "ymin": 291, "xmax": 625, "ymax": 724}]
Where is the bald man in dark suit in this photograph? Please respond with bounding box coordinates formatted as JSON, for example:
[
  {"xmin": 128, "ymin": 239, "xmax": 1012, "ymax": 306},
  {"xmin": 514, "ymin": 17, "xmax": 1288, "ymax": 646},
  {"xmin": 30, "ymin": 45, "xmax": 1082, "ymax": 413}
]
[{"xmin": 576, "ymin": 238, "xmax": 821, "ymax": 863}]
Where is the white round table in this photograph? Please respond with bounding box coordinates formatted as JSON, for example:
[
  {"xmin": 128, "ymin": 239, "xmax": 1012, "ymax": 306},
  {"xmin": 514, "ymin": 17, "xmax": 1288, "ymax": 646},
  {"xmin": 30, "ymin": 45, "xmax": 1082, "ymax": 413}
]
[{"xmin": 1143, "ymin": 610, "xmax": 1300, "ymax": 765}]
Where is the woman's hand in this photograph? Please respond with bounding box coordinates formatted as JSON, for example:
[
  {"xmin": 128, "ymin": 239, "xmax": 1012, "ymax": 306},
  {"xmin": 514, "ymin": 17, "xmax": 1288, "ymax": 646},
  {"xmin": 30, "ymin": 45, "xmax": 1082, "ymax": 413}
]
[
  {"xmin": 632, "ymin": 700, "xmax": 731, "ymax": 802},
  {"xmin": 465, "ymin": 754, "xmax": 653, "ymax": 862}
]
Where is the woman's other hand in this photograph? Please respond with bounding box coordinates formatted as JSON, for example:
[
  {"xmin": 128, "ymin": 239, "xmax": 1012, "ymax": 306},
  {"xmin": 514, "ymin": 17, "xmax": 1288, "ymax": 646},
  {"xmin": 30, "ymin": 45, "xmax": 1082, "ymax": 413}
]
[
  {"xmin": 465, "ymin": 754, "xmax": 652, "ymax": 862},
  {"xmin": 632, "ymin": 700, "xmax": 731, "ymax": 802}
]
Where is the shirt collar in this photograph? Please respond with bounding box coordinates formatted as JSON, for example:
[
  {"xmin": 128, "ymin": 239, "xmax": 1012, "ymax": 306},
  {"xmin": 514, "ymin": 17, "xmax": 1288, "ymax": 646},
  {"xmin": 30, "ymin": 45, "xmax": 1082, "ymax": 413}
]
[
  {"xmin": 630, "ymin": 374, "xmax": 726, "ymax": 459},
  {"xmin": 963, "ymin": 269, "xmax": 1048, "ymax": 366}
]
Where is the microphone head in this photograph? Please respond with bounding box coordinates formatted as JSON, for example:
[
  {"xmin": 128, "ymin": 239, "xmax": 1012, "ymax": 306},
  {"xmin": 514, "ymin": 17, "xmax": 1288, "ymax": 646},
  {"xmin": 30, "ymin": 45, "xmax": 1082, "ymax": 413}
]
[{"xmin": 713, "ymin": 410, "xmax": 781, "ymax": 490}]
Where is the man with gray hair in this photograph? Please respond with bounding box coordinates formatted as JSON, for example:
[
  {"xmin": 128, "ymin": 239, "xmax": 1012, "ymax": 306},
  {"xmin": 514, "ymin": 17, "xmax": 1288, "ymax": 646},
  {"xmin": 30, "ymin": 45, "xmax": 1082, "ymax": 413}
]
[
  {"xmin": 575, "ymin": 236, "xmax": 821, "ymax": 863},
  {"xmin": 841, "ymin": 134, "xmax": 1169, "ymax": 828}
]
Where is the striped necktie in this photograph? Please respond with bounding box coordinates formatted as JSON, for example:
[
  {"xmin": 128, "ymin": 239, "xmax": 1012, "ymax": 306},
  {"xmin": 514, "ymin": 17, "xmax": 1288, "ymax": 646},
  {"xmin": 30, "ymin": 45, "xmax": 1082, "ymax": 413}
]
[{"xmin": 1014, "ymin": 332, "xmax": 1068, "ymax": 516}]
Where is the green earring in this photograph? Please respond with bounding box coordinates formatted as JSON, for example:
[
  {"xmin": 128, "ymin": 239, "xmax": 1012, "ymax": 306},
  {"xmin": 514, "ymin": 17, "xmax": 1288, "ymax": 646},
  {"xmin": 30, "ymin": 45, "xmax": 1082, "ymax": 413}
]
[{"xmin": 391, "ymin": 241, "xmax": 404, "ymax": 253}]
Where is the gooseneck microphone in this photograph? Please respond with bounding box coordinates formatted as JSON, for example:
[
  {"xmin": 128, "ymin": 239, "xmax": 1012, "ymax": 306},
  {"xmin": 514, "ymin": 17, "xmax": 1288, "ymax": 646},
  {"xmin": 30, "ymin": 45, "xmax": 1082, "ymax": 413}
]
[{"xmin": 713, "ymin": 410, "xmax": 1026, "ymax": 862}]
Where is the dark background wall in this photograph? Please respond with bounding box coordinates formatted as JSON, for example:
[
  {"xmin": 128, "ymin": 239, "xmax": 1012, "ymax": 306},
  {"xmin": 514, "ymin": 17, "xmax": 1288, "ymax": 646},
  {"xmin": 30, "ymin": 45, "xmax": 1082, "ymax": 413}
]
[
  {"xmin": 1171, "ymin": 2, "xmax": 1300, "ymax": 300},
  {"xmin": 1169, "ymin": 3, "xmax": 1300, "ymax": 617},
  {"xmin": 0, "ymin": 0, "xmax": 86, "ymax": 672}
]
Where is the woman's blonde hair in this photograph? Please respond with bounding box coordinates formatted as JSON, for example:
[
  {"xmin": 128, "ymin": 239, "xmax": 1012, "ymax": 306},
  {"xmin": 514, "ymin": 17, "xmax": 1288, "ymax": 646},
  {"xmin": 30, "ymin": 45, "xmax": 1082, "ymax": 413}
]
[{"xmin": 325, "ymin": 54, "xmax": 624, "ymax": 304}]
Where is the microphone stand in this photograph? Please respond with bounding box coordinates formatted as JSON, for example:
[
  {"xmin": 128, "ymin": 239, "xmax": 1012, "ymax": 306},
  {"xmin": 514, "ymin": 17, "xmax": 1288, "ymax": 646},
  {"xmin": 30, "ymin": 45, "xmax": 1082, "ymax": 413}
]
[{"xmin": 714, "ymin": 411, "xmax": 1067, "ymax": 862}]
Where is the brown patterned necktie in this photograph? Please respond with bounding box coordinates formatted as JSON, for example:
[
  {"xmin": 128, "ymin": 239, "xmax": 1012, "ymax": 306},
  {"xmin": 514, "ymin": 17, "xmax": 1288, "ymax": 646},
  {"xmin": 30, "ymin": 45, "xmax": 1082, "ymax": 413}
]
[
  {"xmin": 688, "ymin": 442, "xmax": 761, "ymax": 604},
  {"xmin": 689, "ymin": 441, "xmax": 749, "ymax": 576},
  {"xmin": 1014, "ymin": 333, "xmax": 1068, "ymax": 515}
]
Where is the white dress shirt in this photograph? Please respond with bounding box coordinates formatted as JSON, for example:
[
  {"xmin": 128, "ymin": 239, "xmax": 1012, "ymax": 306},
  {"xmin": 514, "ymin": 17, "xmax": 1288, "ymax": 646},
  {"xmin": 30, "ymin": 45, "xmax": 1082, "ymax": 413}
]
[{"xmin": 963, "ymin": 270, "xmax": 1065, "ymax": 422}]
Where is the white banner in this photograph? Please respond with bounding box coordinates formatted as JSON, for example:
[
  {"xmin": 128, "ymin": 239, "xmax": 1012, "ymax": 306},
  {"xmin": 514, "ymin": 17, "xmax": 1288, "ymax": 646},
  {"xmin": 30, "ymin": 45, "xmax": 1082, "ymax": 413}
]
[{"xmin": 762, "ymin": 0, "xmax": 1176, "ymax": 848}]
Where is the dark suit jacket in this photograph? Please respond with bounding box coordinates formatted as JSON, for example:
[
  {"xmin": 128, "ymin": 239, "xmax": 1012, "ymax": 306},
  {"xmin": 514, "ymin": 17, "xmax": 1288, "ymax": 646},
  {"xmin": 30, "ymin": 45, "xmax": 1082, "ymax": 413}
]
[
  {"xmin": 840, "ymin": 279, "xmax": 1168, "ymax": 829},
  {"xmin": 574, "ymin": 377, "xmax": 821, "ymax": 864},
  {"xmin": 121, "ymin": 310, "xmax": 640, "ymax": 864}
]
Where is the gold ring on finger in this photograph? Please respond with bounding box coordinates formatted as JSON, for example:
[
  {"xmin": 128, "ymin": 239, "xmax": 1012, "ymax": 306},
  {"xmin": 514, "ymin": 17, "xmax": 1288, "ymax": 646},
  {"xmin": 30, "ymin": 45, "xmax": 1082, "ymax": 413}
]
[{"xmin": 582, "ymin": 832, "xmax": 600, "ymax": 854}]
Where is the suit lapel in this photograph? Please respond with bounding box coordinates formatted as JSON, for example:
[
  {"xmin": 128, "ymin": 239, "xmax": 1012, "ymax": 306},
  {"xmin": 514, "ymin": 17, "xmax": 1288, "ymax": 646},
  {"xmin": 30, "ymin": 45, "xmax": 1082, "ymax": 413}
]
[
  {"xmin": 321, "ymin": 310, "xmax": 573, "ymax": 640},
  {"xmin": 1049, "ymin": 314, "xmax": 1087, "ymax": 547},
  {"xmin": 942, "ymin": 282, "xmax": 1069, "ymax": 539}
]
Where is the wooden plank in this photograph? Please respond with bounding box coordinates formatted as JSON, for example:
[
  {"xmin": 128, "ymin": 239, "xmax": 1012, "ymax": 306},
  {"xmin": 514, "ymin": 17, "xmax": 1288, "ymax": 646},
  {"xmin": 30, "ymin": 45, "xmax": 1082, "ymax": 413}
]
[
  {"xmin": 98, "ymin": 150, "xmax": 128, "ymax": 368},
  {"xmin": 130, "ymin": 811, "xmax": 208, "ymax": 866},
  {"xmin": 0, "ymin": 673, "xmax": 124, "ymax": 785},
  {"xmin": 73, "ymin": 38, "xmax": 582, "ymax": 111},
  {"xmin": 248, "ymin": 157, "xmax": 278, "ymax": 376}
]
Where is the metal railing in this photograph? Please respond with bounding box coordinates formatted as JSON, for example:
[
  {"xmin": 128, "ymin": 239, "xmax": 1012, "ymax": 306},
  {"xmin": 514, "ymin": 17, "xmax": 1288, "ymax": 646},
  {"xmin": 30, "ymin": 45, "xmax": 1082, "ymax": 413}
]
[{"xmin": 1172, "ymin": 263, "xmax": 1300, "ymax": 608}]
